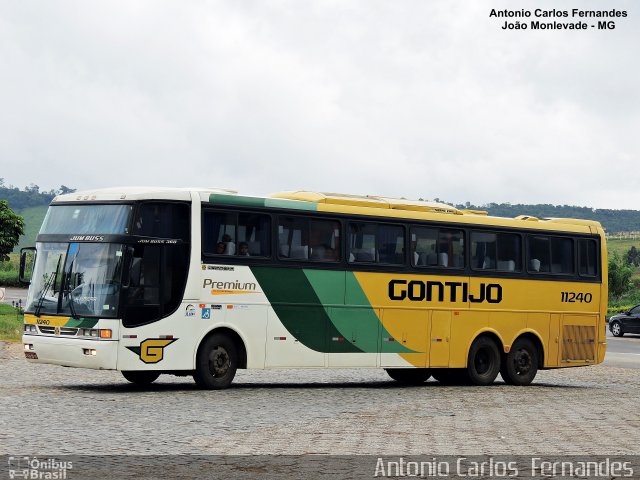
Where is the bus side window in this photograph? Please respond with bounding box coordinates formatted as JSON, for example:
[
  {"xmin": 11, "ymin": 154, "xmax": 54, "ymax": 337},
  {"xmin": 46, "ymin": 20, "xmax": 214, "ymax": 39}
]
[
  {"xmin": 578, "ymin": 239, "xmax": 597, "ymax": 276},
  {"xmin": 528, "ymin": 237, "xmax": 550, "ymax": 273}
]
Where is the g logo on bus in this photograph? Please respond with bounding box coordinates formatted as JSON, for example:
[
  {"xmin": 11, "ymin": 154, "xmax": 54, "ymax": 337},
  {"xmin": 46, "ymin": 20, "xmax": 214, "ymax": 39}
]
[
  {"xmin": 54, "ymin": 327, "xmax": 60, "ymax": 336},
  {"xmin": 127, "ymin": 338, "xmax": 177, "ymax": 364}
]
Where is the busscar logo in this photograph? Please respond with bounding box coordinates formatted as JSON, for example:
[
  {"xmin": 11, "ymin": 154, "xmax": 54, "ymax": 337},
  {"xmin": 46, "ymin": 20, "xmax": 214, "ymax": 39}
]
[{"xmin": 126, "ymin": 338, "xmax": 178, "ymax": 364}]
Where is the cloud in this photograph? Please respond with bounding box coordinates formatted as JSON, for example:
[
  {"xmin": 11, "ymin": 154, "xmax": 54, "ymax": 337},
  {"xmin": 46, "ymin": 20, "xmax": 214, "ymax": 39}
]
[{"xmin": 0, "ymin": 0, "xmax": 637, "ymax": 208}]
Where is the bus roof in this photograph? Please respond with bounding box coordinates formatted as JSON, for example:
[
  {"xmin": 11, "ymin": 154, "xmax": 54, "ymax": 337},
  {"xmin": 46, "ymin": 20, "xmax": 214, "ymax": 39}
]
[
  {"xmin": 208, "ymin": 190, "xmax": 604, "ymax": 235},
  {"xmin": 52, "ymin": 187, "xmax": 603, "ymax": 235},
  {"xmin": 52, "ymin": 186, "xmax": 237, "ymax": 203}
]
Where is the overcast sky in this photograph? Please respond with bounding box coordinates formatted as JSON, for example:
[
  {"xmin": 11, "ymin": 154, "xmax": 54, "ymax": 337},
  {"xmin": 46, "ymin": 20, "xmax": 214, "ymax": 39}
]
[{"xmin": 1, "ymin": 0, "xmax": 638, "ymax": 209}]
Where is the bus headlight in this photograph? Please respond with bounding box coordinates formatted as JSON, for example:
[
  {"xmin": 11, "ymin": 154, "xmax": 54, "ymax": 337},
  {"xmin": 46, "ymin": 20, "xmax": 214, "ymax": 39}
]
[
  {"xmin": 80, "ymin": 328, "xmax": 112, "ymax": 339},
  {"xmin": 23, "ymin": 324, "xmax": 37, "ymax": 334}
]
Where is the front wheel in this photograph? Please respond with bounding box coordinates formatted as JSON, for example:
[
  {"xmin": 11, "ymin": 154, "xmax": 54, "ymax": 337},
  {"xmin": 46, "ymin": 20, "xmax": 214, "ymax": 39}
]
[
  {"xmin": 467, "ymin": 337, "xmax": 501, "ymax": 386},
  {"xmin": 194, "ymin": 333, "xmax": 238, "ymax": 389},
  {"xmin": 385, "ymin": 368, "xmax": 431, "ymax": 385},
  {"xmin": 610, "ymin": 321, "xmax": 624, "ymax": 337},
  {"xmin": 500, "ymin": 338, "xmax": 538, "ymax": 386},
  {"xmin": 122, "ymin": 371, "xmax": 160, "ymax": 385}
]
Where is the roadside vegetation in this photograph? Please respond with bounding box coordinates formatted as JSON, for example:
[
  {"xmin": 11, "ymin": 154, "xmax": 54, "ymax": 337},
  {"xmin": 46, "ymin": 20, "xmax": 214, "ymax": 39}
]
[
  {"xmin": 607, "ymin": 239, "xmax": 640, "ymax": 316},
  {"xmin": 0, "ymin": 303, "xmax": 23, "ymax": 341},
  {"xmin": 0, "ymin": 253, "xmax": 20, "ymax": 287}
]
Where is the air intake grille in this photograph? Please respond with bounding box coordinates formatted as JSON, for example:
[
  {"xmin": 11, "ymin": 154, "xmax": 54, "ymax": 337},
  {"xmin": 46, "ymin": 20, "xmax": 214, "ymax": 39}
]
[
  {"xmin": 38, "ymin": 326, "xmax": 78, "ymax": 336},
  {"xmin": 562, "ymin": 325, "xmax": 596, "ymax": 362}
]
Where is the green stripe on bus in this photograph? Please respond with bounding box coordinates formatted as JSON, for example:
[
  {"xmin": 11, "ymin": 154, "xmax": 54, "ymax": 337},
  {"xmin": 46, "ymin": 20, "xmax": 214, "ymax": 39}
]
[
  {"xmin": 209, "ymin": 194, "xmax": 317, "ymax": 211},
  {"xmin": 339, "ymin": 271, "xmax": 413, "ymax": 354},
  {"xmin": 251, "ymin": 267, "xmax": 361, "ymax": 353},
  {"xmin": 65, "ymin": 318, "xmax": 99, "ymax": 328}
]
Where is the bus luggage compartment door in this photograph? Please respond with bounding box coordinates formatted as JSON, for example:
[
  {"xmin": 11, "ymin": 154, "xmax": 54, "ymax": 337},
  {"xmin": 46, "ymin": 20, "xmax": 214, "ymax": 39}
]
[
  {"xmin": 380, "ymin": 308, "xmax": 428, "ymax": 368},
  {"xmin": 430, "ymin": 310, "xmax": 451, "ymax": 367}
]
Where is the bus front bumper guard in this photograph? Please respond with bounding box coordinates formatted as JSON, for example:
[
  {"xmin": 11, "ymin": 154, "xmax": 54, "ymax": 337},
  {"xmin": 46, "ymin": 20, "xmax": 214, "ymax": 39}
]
[{"xmin": 22, "ymin": 334, "xmax": 118, "ymax": 370}]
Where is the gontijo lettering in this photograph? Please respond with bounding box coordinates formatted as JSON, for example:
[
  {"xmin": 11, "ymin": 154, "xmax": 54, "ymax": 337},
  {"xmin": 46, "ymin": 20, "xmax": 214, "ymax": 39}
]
[{"xmin": 389, "ymin": 279, "xmax": 502, "ymax": 304}]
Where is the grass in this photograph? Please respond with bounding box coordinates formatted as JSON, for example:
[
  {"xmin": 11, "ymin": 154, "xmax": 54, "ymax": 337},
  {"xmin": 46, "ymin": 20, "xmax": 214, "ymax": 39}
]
[
  {"xmin": 606, "ymin": 237, "xmax": 640, "ymax": 259},
  {"xmin": 0, "ymin": 303, "xmax": 23, "ymax": 341},
  {"xmin": 0, "ymin": 253, "xmax": 20, "ymax": 287}
]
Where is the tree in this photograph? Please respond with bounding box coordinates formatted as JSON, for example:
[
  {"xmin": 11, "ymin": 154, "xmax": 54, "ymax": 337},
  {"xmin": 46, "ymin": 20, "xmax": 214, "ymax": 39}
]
[
  {"xmin": 625, "ymin": 246, "xmax": 640, "ymax": 267},
  {"xmin": 608, "ymin": 253, "xmax": 634, "ymax": 299},
  {"xmin": 0, "ymin": 200, "xmax": 25, "ymax": 261},
  {"xmin": 58, "ymin": 185, "xmax": 76, "ymax": 195}
]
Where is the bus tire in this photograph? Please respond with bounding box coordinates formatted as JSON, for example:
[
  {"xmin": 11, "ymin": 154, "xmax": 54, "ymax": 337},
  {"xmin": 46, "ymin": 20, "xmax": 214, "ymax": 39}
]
[
  {"xmin": 500, "ymin": 338, "xmax": 538, "ymax": 386},
  {"xmin": 194, "ymin": 333, "xmax": 238, "ymax": 389},
  {"xmin": 467, "ymin": 336, "xmax": 500, "ymax": 386},
  {"xmin": 385, "ymin": 368, "xmax": 432, "ymax": 385},
  {"xmin": 121, "ymin": 371, "xmax": 160, "ymax": 385}
]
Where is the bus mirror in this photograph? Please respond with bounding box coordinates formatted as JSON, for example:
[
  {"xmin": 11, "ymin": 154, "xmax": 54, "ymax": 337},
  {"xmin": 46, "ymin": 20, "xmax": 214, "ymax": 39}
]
[{"xmin": 19, "ymin": 247, "xmax": 36, "ymax": 285}]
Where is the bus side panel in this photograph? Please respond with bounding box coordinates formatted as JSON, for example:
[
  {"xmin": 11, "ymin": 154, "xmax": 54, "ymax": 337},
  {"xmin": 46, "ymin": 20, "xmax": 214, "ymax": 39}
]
[
  {"xmin": 528, "ymin": 313, "xmax": 555, "ymax": 367},
  {"xmin": 489, "ymin": 311, "xmax": 526, "ymax": 348},
  {"xmin": 223, "ymin": 304, "xmax": 268, "ymax": 369},
  {"xmin": 380, "ymin": 308, "xmax": 429, "ymax": 368},
  {"xmin": 327, "ymin": 307, "xmax": 379, "ymax": 367},
  {"xmin": 265, "ymin": 306, "xmax": 327, "ymax": 367},
  {"xmin": 430, "ymin": 310, "xmax": 451, "ymax": 367},
  {"xmin": 449, "ymin": 311, "xmax": 488, "ymax": 368}
]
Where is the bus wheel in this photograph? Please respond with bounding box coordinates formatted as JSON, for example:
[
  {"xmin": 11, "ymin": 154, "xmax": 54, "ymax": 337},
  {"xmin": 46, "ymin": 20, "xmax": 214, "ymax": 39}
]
[
  {"xmin": 385, "ymin": 368, "xmax": 432, "ymax": 385},
  {"xmin": 194, "ymin": 333, "xmax": 238, "ymax": 389},
  {"xmin": 467, "ymin": 337, "xmax": 500, "ymax": 386},
  {"xmin": 121, "ymin": 371, "xmax": 160, "ymax": 385},
  {"xmin": 500, "ymin": 338, "xmax": 538, "ymax": 386}
]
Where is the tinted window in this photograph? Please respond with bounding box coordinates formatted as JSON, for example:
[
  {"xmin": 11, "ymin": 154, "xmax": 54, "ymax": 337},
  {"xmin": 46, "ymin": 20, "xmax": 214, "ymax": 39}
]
[
  {"xmin": 278, "ymin": 217, "xmax": 340, "ymax": 262},
  {"xmin": 124, "ymin": 202, "xmax": 191, "ymax": 327},
  {"xmin": 528, "ymin": 236, "xmax": 573, "ymax": 274},
  {"xmin": 412, "ymin": 227, "xmax": 464, "ymax": 268},
  {"xmin": 578, "ymin": 239, "xmax": 598, "ymax": 277},
  {"xmin": 203, "ymin": 211, "xmax": 271, "ymax": 257},
  {"xmin": 348, "ymin": 223, "xmax": 404, "ymax": 265},
  {"xmin": 471, "ymin": 232, "xmax": 521, "ymax": 272},
  {"xmin": 551, "ymin": 237, "xmax": 574, "ymax": 274},
  {"xmin": 133, "ymin": 203, "xmax": 190, "ymax": 239}
]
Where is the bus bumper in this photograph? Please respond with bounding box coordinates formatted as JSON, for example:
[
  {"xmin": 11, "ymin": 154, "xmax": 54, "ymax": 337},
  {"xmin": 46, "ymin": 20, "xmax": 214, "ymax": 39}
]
[{"xmin": 22, "ymin": 334, "xmax": 118, "ymax": 370}]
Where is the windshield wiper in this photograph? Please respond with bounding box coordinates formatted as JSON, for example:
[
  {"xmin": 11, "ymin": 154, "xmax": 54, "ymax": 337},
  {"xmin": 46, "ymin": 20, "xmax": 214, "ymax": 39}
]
[
  {"xmin": 34, "ymin": 254, "xmax": 63, "ymax": 317},
  {"xmin": 61, "ymin": 256, "xmax": 80, "ymax": 320}
]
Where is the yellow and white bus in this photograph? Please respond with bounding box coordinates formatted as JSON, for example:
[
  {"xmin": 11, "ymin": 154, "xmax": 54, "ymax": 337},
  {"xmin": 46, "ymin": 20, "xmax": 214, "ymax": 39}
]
[{"xmin": 20, "ymin": 187, "xmax": 607, "ymax": 388}]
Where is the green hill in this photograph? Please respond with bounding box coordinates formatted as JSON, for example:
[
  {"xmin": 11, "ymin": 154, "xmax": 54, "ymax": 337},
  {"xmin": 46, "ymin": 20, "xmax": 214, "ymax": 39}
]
[{"xmin": 16, "ymin": 205, "xmax": 48, "ymax": 250}]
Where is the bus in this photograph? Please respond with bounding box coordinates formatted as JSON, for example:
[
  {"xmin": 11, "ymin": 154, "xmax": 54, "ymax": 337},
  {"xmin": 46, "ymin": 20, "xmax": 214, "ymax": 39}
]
[{"xmin": 20, "ymin": 187, "xmax": 607, "ymax": 388}]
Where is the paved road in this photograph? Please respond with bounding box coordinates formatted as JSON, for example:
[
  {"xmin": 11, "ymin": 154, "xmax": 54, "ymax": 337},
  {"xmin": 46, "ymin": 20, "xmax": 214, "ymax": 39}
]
[
  {"xmin": 604, "ymin": 328, "xmax": 640, "ymax": 369},
  {"xmin": 1, "ymin": 340, "xmax": 639, "ymax": 459},
  {"xmin": 0, "ymin": 287, "xmax": 27, "ymax": 307}
]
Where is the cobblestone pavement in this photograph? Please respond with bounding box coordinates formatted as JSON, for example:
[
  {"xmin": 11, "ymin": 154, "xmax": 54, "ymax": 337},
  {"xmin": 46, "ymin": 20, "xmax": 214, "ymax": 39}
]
[{"xmin": 1, "ymin": 341, "xmax": 639, "ymax": 456}]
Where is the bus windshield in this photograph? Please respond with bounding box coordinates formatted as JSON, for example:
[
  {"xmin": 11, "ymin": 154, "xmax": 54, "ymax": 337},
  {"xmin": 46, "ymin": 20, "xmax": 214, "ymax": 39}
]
[
  {"xmin": 25, "ymin": 242, "xmax": 125, "ymax": 318},
  {"xmin": 40, "ymin": 204, "xmax": 132, "ymax": 235}
]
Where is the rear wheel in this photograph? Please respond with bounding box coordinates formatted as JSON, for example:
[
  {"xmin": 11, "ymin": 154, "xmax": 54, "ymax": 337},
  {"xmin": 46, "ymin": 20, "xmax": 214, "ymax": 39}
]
[
  {"xmin": 467, "ymin": 336, "xmax": 500, "ymax": 386},
  {"xmin": 385, "ymin": 368, "xmax": 431, "ymax": 385},
  {"xmin": 500, "ymin": 338, "xmax": 538, "ymax": 386},
  {"xmin": 121, "ymin": 371, "xmax": 160, "ymax": 385},
  {"xmin": 610, "ymin": 321, "xmax": 624, "ymax": 337},
  {"xmin": 194, "ymin": 333, "xmax": 238, "ymax": 389}
]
